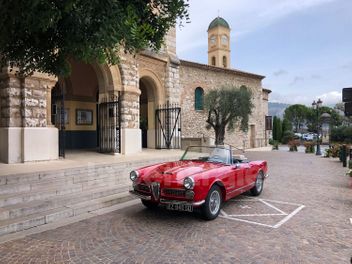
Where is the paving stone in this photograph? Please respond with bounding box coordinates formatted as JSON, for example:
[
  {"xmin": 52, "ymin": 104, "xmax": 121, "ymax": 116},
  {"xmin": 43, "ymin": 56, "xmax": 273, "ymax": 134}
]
[{"xmin": 0, "ymin": 151, "xmax": 350, "ymax": 263}]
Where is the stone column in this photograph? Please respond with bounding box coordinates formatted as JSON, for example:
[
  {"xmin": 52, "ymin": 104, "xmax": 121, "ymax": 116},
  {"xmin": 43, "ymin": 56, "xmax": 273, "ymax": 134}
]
[
  {"xmin": 165, "ymin": 57, "xmax": 181, "ymax": 104},
  {"xmin": 0, "ymin": 68, "xmax": 58, "ymax": 163},
  {"xmin": 119, "ymin": 55, "xmax": 142, "ymax": 154}
]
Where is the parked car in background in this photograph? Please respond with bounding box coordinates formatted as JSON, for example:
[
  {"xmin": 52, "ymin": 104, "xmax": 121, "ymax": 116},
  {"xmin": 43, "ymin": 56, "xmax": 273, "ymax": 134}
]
[
  {"xmin": 294, "ymin": 133, "xmax": 302, "ymax": 139},
  {"xmin": 129, "ymin": 145, "xmax": 268, "ymax": 220},
  {"xmin": 302, "ymin": 133, "xmax": 317, "ymax": 141}
]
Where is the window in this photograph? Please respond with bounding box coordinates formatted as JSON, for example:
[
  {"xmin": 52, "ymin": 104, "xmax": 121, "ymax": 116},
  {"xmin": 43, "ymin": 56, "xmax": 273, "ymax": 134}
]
[
  {"xmin": 210, "ymin": 35, "xmax": 216, "ymax": 46},
  {"xmin": 223, "ymin": 56, "xmax": 227, "ymax": 68},
  {"xmin": 195, "ymin": 87, "xmax": 204, "ymax": 110},
  {"xmin": 221, "ymin": 35, "xmax": 228, "ymax": 46},
  {"xmin": 211, "ymin": 56, "xmax": 216, "ymax": 66}
]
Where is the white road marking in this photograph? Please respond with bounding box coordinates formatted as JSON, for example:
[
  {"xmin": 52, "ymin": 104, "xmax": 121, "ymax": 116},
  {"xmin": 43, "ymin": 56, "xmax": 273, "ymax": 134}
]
[
  {"xmin": 228, "ymin": 213, "xmax": 285, "ymax": 217},
  {"xmin": 261, "ymin": 198, "xmax": 304, "ymax": 207},
  {"xmin": 239, "ymin": 205, "xmax": 251, "ymax": 209},
  {"xmin": 272, "ymin": 205, "xmax": 305, "ymax": 229},
  {"xmin": 220, "ymin": 198, "xmax": 305, "ymax": 229},
  {"xmin": 219, "ymin": 215, "xmax": 275, "ymax": 228},
  {"xmin": 259, "ymin": 199, "xmax": 287, "ymax": 215},
  {"xmin": 220, "ymin": 210, "xmax": 229, "ymax": 217},
  {"xmin": 350, "ymin": 218, "xmax": 352, "ymax": 225}
]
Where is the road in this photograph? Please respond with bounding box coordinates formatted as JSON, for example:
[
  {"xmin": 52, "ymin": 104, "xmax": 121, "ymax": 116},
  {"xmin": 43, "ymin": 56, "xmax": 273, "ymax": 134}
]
[{"xmin": 0, "ymin": 151, "xmax": 351, "ymax": 264}]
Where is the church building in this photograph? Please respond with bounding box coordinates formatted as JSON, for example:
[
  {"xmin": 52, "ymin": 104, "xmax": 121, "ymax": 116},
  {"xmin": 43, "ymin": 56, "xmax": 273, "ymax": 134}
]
[{"xmin": 0, "ymin": 17, "xmax": 270, "ymax": 163}]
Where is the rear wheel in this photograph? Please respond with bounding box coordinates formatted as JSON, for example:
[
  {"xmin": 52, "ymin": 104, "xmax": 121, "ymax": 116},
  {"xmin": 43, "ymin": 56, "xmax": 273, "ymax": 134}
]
[
  {"xmin": 141, "ymin": 199, "xmax": 158, "ymax": 209},
  {"xmin": 202, "ymin": 185, "xmax": 222, "ymax": 220},
  {"xmin": 250, "ymin": 172, "xmax": 264, "ymax": 196}
]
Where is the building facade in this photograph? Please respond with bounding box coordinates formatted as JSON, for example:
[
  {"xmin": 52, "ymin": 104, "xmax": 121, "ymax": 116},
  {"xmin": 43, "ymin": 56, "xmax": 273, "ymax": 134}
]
[{"xmin": 0, "ymin": 17, "xmax": 270, "ymax": 164}]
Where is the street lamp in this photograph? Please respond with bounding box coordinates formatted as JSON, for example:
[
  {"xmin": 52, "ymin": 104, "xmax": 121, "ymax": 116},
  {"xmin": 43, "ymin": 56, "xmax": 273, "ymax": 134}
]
[{"xmin": 312, "ymin": 98, "xmax": 322, "ymax": 155}]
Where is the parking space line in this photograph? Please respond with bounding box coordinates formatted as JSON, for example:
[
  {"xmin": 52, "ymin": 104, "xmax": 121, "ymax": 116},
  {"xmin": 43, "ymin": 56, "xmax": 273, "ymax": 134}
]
[
  {"xmin": 259, "ymin": 199, "xmax": 287, "ymax": 215},
  {"xmin": 261, "ymin": 198, "xmax": 304, "ymax": 207},
  {"xmin": 272, "ymin": 205, "xmax": 305, "ymax": 228},
  {"xmin": 350, "ymin": 218, "xmax": 352, "ymax": 225},
  {"xmin": 228, "ymin": 213, "xmax": 285, "ymax": 217},
  {"xmin": 220, "ymin": 215, "xmax": 275, "ymax": 228}
]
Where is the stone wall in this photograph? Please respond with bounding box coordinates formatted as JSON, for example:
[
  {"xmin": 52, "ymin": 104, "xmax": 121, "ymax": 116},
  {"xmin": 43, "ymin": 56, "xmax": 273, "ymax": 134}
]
[
  {"xmin": 179, "ymin": 60, "xmax": 268, "ymax": 149},
  {"xmin": 0, "ymin": 70, "xmax": 56, "ymax": 128}
]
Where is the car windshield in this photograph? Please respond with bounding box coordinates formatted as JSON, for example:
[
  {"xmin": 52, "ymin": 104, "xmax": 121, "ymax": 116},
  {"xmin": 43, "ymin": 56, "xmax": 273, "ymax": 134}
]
[{"xmin": 180, "ymin": 146, "xmax": 232, "ymax": 164}]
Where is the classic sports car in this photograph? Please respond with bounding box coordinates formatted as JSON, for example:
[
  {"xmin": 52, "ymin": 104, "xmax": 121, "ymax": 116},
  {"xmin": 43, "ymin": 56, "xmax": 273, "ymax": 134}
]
[{"xmin": 129, "ymin": 146, "xmax": 268, "ymax": 220}]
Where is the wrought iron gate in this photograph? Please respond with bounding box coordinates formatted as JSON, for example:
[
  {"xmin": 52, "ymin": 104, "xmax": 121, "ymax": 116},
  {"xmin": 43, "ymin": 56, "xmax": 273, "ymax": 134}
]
[
  {"xmin": 155, "ymin": 102, "xmax": 181, "ymax": 149},
  {"xmin": 51, "ymin": 84, "xmax": 65, "ymax": 158},
  {"xmin": 98, "ymin": 95, "xmax": 121, "ymax": 153}
]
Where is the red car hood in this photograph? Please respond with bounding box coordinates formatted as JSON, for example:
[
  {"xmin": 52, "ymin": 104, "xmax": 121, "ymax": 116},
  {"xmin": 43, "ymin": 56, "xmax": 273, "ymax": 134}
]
[{"xmin": 140, "ymin": 160, "xmax": 221, "ymax": 183}]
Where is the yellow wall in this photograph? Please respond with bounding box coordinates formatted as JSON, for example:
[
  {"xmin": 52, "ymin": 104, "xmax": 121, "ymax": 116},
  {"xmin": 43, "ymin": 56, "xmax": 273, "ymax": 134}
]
[{"xmin": 64, "ymin": 101, "xmax": 97, "ymax": 131}]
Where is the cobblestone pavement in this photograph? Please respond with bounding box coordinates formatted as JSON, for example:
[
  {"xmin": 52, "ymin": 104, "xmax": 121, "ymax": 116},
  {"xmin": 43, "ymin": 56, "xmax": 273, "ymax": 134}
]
[{"xmin": 0, "ymin": 151, "xmax": 351, "ymax": 264}]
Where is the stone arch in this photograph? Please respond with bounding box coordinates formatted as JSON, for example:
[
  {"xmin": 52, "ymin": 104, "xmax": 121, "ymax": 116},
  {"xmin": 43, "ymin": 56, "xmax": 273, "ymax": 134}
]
[
  {"xmin": 139, "ymin": 68, "xmax": 165, "ymax": 105},
  {"xmin": 138, "ymin": 68, "xmax": 165, "ymax": 148},
  {"xmin": 91, "ymin": 64, "xmax": 122, "ymax": 101}
]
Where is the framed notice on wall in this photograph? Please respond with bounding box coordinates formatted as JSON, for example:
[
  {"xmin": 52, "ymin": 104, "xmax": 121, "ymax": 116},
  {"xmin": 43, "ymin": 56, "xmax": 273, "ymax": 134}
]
[{"xmin": 76, "ymin": 109, "xmax": 93, "ymax": 125}]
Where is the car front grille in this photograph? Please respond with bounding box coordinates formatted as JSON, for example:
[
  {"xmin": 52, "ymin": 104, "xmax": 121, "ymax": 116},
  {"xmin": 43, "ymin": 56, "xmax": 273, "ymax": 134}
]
[
  {"xmin": 135, "ymin": 184, "xmax": 150, "ymax": 193},
  {"xmin": 163, "ymin": 188, "xmax": 186, "ymax": 197}
]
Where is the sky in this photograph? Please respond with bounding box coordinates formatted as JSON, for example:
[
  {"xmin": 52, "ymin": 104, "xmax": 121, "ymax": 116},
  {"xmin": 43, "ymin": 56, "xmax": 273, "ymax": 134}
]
[{"xmin": 175, "ymin": 0, "xmax": 352, "ymax": 106}]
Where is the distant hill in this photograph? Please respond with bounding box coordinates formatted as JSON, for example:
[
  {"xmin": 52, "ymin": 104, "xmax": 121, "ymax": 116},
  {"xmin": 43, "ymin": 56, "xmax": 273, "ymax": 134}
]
[{"xmin": 268, "ymin": 102, "xmax": 290, "ymax": 118}]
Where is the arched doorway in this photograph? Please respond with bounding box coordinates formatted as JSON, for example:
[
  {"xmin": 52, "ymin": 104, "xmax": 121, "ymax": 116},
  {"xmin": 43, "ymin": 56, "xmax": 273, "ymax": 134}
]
[
  {"xmin": 52, "ymin": 61, "xmax": 122, "ymax": 155},
  {"xmin": 139, "ymin": 76, "xmax": 160, "ymax": 149}
]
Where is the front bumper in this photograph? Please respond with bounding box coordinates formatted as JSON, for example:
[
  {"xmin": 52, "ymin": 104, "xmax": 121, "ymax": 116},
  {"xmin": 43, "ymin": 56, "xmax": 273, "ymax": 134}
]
[
  {"xmin": 129, "ymin": 190, "xmax": 151, "ymax": 200},
  {"xmin": 129, "ymin": 190, "xmax": 205, "ymax": 207}
]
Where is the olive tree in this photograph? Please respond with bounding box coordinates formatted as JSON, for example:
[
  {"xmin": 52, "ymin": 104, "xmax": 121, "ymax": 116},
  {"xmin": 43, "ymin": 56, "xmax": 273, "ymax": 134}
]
[
  {"xmin": 0, "ymin": 0, "xmax": 189, "ymax": 76},
  {"xmin": 204, "ymin": 85, "xmax": 254, "ymax": 145}
]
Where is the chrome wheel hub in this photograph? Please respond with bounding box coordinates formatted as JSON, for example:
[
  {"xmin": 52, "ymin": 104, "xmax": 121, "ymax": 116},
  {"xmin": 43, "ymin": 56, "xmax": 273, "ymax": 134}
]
[
  {"xmin": 209, "ymin": 191, "xmax": 220, "ymax": 215},
  {"xmin": 256, "ymin": 174, "xmax": 263, "ymax": 192}
]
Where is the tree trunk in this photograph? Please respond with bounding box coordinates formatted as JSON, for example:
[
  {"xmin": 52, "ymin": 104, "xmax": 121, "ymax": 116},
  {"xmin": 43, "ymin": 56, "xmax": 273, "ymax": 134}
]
[{"xmin": 215, "ymin": 125, "xmax": 225, "ymax": 145}]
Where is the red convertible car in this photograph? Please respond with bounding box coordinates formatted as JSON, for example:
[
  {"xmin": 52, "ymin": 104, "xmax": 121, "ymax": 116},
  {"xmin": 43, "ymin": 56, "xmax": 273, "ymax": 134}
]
[{"xmin": 129, "ymin": 146, "xmax": 268, "ymax": 220}]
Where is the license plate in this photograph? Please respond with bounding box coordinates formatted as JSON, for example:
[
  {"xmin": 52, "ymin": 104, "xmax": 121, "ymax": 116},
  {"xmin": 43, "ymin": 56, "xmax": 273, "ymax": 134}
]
[{"xmin": 166, "ymin": 203, "xmax": 193, "ymax": 212}]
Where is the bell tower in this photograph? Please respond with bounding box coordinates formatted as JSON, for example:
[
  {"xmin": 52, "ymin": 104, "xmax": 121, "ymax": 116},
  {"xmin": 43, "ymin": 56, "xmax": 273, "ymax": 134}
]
[{"xmin": 207, "ymin": 17, "xmax": 231, "ymax": 68}]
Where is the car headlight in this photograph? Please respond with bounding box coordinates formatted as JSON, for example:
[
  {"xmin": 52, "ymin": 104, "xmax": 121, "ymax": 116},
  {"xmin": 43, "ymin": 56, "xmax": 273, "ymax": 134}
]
[
  {"xmin": 130, "ymin": 170, "xmax": 139, "ymax": 181},
  {"xmin": 183, "ymin": 177, "xmax": 195, "ymax": 190}
]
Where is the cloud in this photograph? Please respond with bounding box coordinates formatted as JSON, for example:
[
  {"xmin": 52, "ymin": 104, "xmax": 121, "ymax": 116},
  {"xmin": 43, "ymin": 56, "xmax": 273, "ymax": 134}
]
[
  {"xmin": 315, "ymin": 91, "xmax": 342, "ymax": 105},
  {"xmin": 290, "ymin": 76, "xmax": 305, "ymax": 86},
  {"xmin": 311, "ymin": 74, "xmax": 322, "ymax": 79},
  {"xmin": 270, "ymin": 90, "xmax": 342, "ymax": 105},
  {"xmin": 342, "ymin": 62, "xmax": 352, "ymax": 70},
  {"xmin": 176, "ymin": 0, "xmax": 337, "ymax": 56},
  {"xmin": 273, "ymin": 70, "xmax": 288, "ymax": 77}
]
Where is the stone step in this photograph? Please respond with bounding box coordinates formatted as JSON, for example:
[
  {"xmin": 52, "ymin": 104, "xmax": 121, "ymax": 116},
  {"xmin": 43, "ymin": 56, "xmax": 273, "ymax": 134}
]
[
  {"xmin": 0, "ymin": 185, "xmax": 129, "ymax": 221},
  {"xmin": 0, "ymin": 184, "xmax": 83, "ymax": 207},
  {"xmin": 0, "ymin": 170, "xmax": 126, "ymax": 196},
  {"xmin": 68, "ymin": 191, "xmax": 131, "ymax": 216},
  {"xmin": 0, "ymin": 192, "xmax": 132, "ymax": 236}
]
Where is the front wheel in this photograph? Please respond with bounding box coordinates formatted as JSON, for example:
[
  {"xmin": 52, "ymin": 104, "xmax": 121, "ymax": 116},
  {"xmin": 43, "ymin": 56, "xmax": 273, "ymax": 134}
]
[
  {"xmin": 250, "ymin": 172, "xmax": 264, "ymax": 196},
  {"xmin": 202, "ymin": 185, "xmax": 222, "ymax": 220},
  {"xmin": 141, "ymin": 199, "xmax": 158, "ymax": 209}
]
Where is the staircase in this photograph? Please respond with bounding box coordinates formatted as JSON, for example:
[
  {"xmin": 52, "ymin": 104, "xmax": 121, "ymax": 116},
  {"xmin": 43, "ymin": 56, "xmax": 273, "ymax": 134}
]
[{"xmin": 0, "ymin": 155, "xmax": 178, "ymax": 236}]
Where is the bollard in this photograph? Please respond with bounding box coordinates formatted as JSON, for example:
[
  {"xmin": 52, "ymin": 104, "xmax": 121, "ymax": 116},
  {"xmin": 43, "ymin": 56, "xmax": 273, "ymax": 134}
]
[{"xmin": 341, "ymin": 145, "xmax": 347, "ymax": 167}]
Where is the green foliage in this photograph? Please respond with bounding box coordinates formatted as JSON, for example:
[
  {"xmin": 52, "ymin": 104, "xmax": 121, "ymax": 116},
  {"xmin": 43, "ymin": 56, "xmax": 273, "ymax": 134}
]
[
  {"xmin": 284, "ymin": 104, "xmax": 309, "ymax": 132},
  {"xmin": 272, "ymin": 116, "xmax": 282, "ymax": 141},
  {"xmin": 204, "ymin": 85, "xmax": 254, "ymax": 145},
  {"xmin": 306, "ymin": 106, "xmax": 342, "ymax": 132},
  {"xmin": 282, "ymin": 118, "xmax": 292, "ymax": 134},
  {"xmin": 331, "ymin": 126, "xmax": 352, "ymax": 143},
  {"xmin": 281, "ymin": 130, "xmax": 295, "ymax": 144},
  {"xmin": 0, "ymin": 0, "xmax": 189, "ymax": 76}
]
